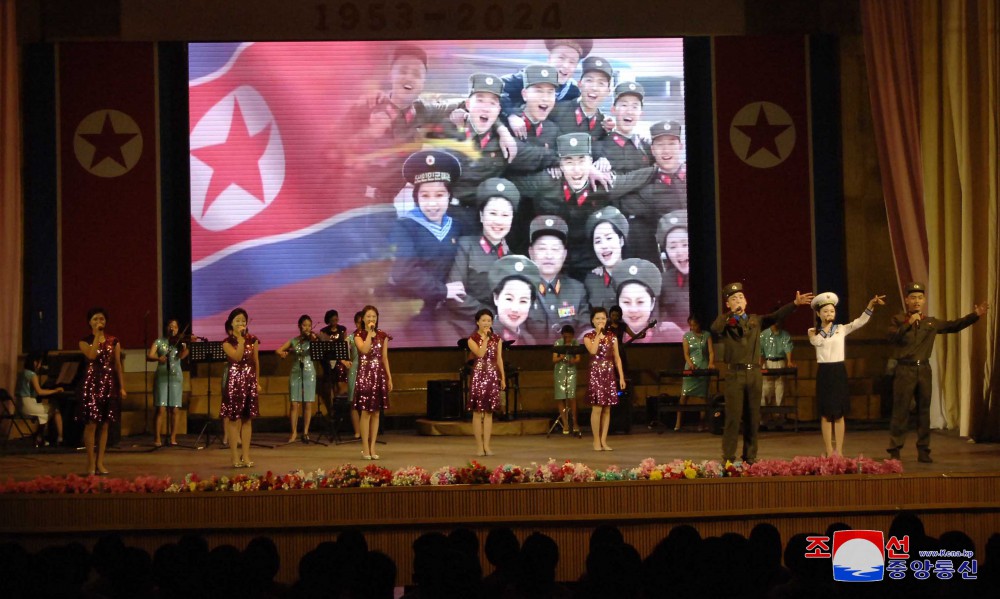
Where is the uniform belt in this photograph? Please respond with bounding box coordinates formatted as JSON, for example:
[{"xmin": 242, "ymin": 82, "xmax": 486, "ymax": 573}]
[
  {"xmin": 765, "ymin": 357, "xmax": 786, "ymax": 362},
  {"xmin": 897, "ymin": 359, "xmax": 929, "ymax": 367},
  {"xmin": 729, "ymin": 363, "xmax": 759, "ymax": 370}
]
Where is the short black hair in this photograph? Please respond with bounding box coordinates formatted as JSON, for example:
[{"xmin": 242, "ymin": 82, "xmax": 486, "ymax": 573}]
[
  {"xmin": 324, "ymin": 310, "xmax": 339, "ymax": 324},
  {"xmin": 86, "ymin": 307, "xmax": 107, "ymax": 324},
  {"xmin": 560, "ymin": 325, "xmax": 575, "ymax": 335},
  {"xmin": 23, "ymin": 351, "xmax": 45, "ymax": 371},
  {"xmin": 298, "ymin": 314, "xmax": 312, "ymax": 328},
  {"xmin": 474, "ymin": 308, "xmax": 494, "ymax": 323}
]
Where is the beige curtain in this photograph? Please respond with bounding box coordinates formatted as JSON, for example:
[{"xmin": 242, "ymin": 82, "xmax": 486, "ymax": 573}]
[
  {"xmin": 0, "ymin": 0, "xmax": 23, "ymax": 392},
  {"xmin": 920, "ymin": 0, "xmax": 999, "ymax": 439},
  {"xmin": 863, "ymin": 0, "xmax": 999, "ymax": 440}
]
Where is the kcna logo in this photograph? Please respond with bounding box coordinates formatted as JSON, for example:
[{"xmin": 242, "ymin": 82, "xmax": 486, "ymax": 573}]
[{"xmin": 190, "ymin": 85, "xmax": 286, "ymax": 232}]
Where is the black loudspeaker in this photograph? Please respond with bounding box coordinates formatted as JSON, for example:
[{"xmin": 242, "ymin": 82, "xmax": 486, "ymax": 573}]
[
  {"xmin": 426, "ymin": 380, "xmax": 463, "ymax": 421},
  {"xmin": 610, "ymin": 383, "xmax": 633, "ymax": 434}
]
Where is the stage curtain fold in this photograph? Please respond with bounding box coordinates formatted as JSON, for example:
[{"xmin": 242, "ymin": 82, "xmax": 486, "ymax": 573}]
[
  {"xmin": 860, "ymin": 0, "xmax": 929, "ymax": 298},
  {"xmin": 0, "ymin": 0, "xmax": 23, "ymax": 392},
  {"xmin": 919, "ymin": 0, "xmax": 1000, "ymax": 440}
]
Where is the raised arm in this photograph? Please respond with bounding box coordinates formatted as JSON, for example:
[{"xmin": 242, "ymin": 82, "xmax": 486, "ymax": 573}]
[
  {"xmin": 467, "ymin": 335, "xmax": 488, "ymax": 358},
  {"xmin": 939, "ymin": 302, "xmax": 989, "ymax": 333}
]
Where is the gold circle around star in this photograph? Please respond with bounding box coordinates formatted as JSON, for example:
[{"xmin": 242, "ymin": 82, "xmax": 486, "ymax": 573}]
[
  {"xmin": 728, "ymin": 102, "xmax": 796, "ymax": 169},
  {"xmin": 73, "ymin": 109, "xmax": 144, "ymax": 178}
]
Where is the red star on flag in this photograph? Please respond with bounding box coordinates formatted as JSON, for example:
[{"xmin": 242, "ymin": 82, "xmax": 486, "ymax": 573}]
[
  {"xmin": 78, "ymin": 112, "xmax": 138, "ymax": 169},
  {"xmin": 735, "ymin": 105, "xmax": 790, "ymax": 161},
  {"xmin": 192, "ymin": 97, "xmax": 272, "ymax": 217}
]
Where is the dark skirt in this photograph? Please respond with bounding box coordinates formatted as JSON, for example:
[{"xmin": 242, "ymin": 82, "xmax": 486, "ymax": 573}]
[{"xmin": 817, "ymin": 362, "xmax": 849, "ymax": 420}]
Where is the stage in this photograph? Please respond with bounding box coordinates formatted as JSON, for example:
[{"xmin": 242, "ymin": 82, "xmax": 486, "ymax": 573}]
[{"xmin": 2, "ymin": 428, "xmax": 999, "ymax": 585}]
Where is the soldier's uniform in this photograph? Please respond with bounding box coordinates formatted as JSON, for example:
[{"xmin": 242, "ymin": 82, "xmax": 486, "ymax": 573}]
[
  {"xmin": 711, "ymin": 283, "xmax": 797, "ymax": 463},
  {"xmin": 595, "ymin": 82, "xmax": 652, "ymax": 173},
  {"xmin": 583, "ymin": 207, "xmax": 629, "ymax": 311},
  {"xmin": 388, "ymin": 150, "xmax": 464, "ymax": 337},
  {"xmin": 618, "ymin": 121, "xmax": 687, "ymax": 265},
  {"xmin": 512, "ymin": 133, "xmax": 655, "ymax": 279},
  {"xmin": 549, "ymin": 56, "xmax": 613, "ymax": 144},
  {"xmin": 525, "ymin": 216, "xmax": 591, "ymax": 340},
  {"xmin": 499, "ymin": 39, "xmax": 592, "ymax": 117},
  {"xmin": 656, "ymin": 210, "xmax": 690, "ymax": 327},
  {"xmin": 887, "ymin": 282, "xmax": 981, "ymax": 462}
]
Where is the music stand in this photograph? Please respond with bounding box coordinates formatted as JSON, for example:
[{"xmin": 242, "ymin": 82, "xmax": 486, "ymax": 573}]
[
  {"xmin": 312, "ymin": 340, "xmax": 351, "ymax": 445},
  {"xmin": 547, "ymin": 344, "xmax": 585, "ymax": 438},
  {"xmin": 189, "ymin": 341, "xmax": 226, "ymax": 449}
]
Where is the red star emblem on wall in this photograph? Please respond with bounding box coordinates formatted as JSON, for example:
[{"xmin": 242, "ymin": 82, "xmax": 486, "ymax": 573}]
[
  {"xmin": 78, "ymin": 112, "xmax": 138, "ymax": 169},
  {"xmin": 734, "ymin": 105, "xmax": 791, "ymax": 161}
]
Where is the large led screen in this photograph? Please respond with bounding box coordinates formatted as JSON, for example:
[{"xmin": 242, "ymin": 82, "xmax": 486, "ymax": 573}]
[{"xmin": 189, "ymin": 39, "xmax": 687, "ymax": 348}]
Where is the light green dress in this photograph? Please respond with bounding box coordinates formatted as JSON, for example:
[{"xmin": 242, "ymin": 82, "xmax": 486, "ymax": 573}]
[
  {"xmin": 682, "ymin": 330, "xmax": 711, "ymax": 397},
  {"xmin": 346, "ymin": 332, "xmax": 359, "ymax": 402},
  {"xmin": 553, "ymin": 338, "xmax": 579, "ymax": 400},
  {"xmin": 153, "ymin": 338, "xmax": 184, "ymax": 408},
  {"xmin": 288, "ymin": 337, "xmax": 317, "ymax": 403}
]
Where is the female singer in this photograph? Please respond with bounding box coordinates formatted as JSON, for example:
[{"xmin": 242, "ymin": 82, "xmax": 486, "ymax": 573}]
[
  {"xmin": 584, "ymin": 307, "xmax": 626, "ymax": 451},
  {"xmin": 677, "ymin": 315, "xmax": 714, "ymax": 431},
  {"xmin": 353, "ymin": 305, "xmax": 393, "ymax": 460},
  {"xmin": 15, "ymin": 352, "xmax": 65, "ymax": 447},
  {"xmin": 147, "ymin": 318, "xmax": 189, "ymax": 447},
  {"xmin": 77, "ymin": 308, "xmax": 126, "ymax": 475},
  {"xmin": 277, "ymin": 314, "xmax": 318, "ymax": 443},
  {"xmin": 808, "ymin": 292, "xmax": 884, "ymax": 457},
  {"xmin": 221, "ymin": 308, "xmax": 260, "ymax": 468},
  {"xmin": 467, "ymin": 309, "xmax": 505, "ymax": 456}
]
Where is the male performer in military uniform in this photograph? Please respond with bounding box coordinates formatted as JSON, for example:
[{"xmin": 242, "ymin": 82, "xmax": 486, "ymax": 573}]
[
  {"xmin": 501, "ymin": 39, "xmax": 592, "ymax": 119},
  {"xmin": 887, "ymin": 282, "xmax": 989, "ymax": 462},
  {"xmin": 595, "ymin": 82, "xmax": 652, "ymax": 173},
  {"xmin": 712, "ymin": 282, "xmax": 813, "ymax": 463},
  {"xmin": 526, "ymin": 215, "xmax": 590, "ymax": 339}
]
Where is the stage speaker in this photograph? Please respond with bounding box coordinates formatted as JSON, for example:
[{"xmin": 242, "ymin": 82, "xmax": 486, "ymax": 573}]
[
  {"xmin": 426, "ymin": 380, "xmax": 462, "ymax": 421},
  {"xmin": 610, "ymin": 383, "xmax": 633, "ymax": 434},
  {"xmin": 710, "ymin": 395, "xmax": 725, "ymax": 435}
]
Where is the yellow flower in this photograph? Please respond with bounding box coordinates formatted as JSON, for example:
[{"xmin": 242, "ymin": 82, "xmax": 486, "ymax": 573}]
[
  {"xmin": 188, "ymin": 482, "xmax": 197, "ymax": 492},
  {"xmin": 683, "ymin": 467, "xmax": 697, "ymax": 479},
  {"xmin": 650, "ymin": 470, "xmax": 663, "ymax": 480}
]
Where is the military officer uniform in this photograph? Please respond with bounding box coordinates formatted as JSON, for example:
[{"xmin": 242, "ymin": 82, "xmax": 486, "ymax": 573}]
[
  {"xmin": 512, "ymin": 133, "xmax": 655, "ymax": 279},
  {"xmin": 887, "ymin": 282, "xmax": 981, "ymax": 462},
  {"xmin": 656, "ymin": 210, "xmax": 690, "ymax": 327},
  {"xmin": 711, "ymin": 283, "xmax": 797, "ymax": 463},
  {"xmin": 525, "ymin": 215, "xmax": 591, "ymax": 340},
  {"xmin": 583, "ymin": 207, "xmax": 629, "ymax": 311},
  {"xmin": 618, "ymin": 121, "xmax": 687, "ymax": 265},
  {"xmin": 595, "ymin": 82, "xmax": 652, "ymax": 173},
  {"xmin": 550, "ymin": 56, "xmax": 613, "ymax": 144}
]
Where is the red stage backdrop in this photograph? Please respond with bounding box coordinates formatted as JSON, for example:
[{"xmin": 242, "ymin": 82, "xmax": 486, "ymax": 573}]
[
  {"xmin": 59, "ymin": 43, "xmax": 159, "ymax": 349},
  {"xmin": 713, "ymin": 36, "xmax": 815, "ymax": 328}
]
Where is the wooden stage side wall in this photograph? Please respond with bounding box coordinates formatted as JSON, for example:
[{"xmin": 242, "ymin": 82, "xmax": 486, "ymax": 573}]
[{"xmin": 3, "ymin": 473, "xmax": 999, "ymax": 585}]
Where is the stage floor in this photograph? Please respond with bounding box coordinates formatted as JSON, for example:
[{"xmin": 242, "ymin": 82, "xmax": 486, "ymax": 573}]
[{"xmin": 2, "ymin": 425, "xmax": 997, "ymax": 481}]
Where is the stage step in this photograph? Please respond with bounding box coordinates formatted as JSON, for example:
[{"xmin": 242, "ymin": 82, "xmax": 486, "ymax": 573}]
[{"xmin": 415, "ymin": 418, "xmax": 551, "ymax": 436}]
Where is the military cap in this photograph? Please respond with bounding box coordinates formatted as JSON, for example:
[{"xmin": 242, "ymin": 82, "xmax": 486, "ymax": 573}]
[
  {"xmin": 523, "ymin": 64, "xmax": 559, "ymax": 88},
  {"xmin": 488, "ymin": 255, "xmax": 541, "ymax": 294},
  {"xmin": 723, "ymin": 282, "xmax": 744, "ymax": 298},
  {"xmin": 477, "ymin": 177, "xmax": 520, "ymax": 211},
  {"xmin": 613, "ymin": 81, "xmax": 644, "ymax": 103},
  {"xmin": 656, "ymin": 210, "xmax": 688, "ymax": 244},
  {"xmin": 469, "ymin": 73, "xmax": 503, "ymax": 97},
  {"xmin": 586, "ymin": 206, "xmax": 629, "ymax": 240},
  {"xmin": 613, "ymin": 259, "xmax": 662, "ymax": 296},
  {"xmin": 557, "ymin": 132, "xmax": 592, "ymax": 157},
  {"xmin": 581, "ymin": 56, "xmax": 613, "ymax": 79},
  {"xmin": 402, "ymin": 150, "xmax": 462, "ymax": 186},
  {"xmin": 650, "ymin": 120, "xmax": 682, "ymax": 140},
  {"xmin": 529, "ymin": 215, "xmax": 569, "ymax": 244},
  {"xmin": 545, "ymin": 39, "xmax": 593, "ymax": 58},
  {"xmin": 390, "ymin": 45, "xmax": 428, "ymax": 68},
  {"xmin": 905, "ymin": 282, "xmax": 926, "ymax": 295},
  {"xmin": 811, "ymin": 291, "xmax": 839, "ymax": 311}
]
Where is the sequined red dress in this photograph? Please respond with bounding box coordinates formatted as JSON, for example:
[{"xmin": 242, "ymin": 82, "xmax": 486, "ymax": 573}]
[
  {"xmin": 220, "ymin": 333, "xmax": 260, "ymax": 420},
  {"xmin": 585, "ymin": 331, "xmax": 619, "ymax": 406},
  {"xmin": 353, "ymin": 330, "xmax": 390, "ymax": 412},
  {"xmin": 78, "ymin": 334, "xmax": 121, "ymax": 423},
  {"xmin": 467, "ymin": 332, "xmax": 501, "ymax": 412}
]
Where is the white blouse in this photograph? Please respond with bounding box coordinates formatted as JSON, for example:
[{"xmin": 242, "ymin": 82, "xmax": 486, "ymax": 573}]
[{"xmin": 808, "ymin": 310, "xmax": 872, "ymax": 363}]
